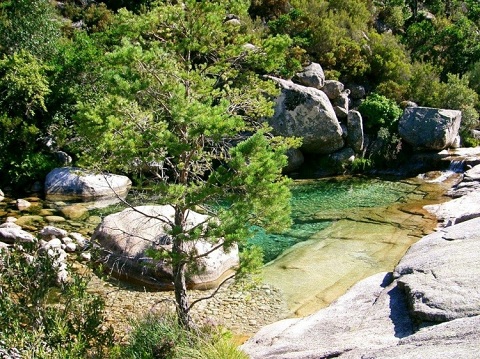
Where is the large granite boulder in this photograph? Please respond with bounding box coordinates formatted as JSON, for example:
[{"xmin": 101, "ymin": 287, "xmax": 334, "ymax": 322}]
[
  {"xmin": 45, "ymin": 167, "xmax": 132, "ymax": 200},
  {"xmin": 399, "ymin": 107, "xmax": 462, "ymax": 150},
  {"xmin": 92, "ymin": 205, "xmax": 239, "ymax": 290},
  {"xmin": 242, "ymin": 216, "xmax": 480, "ymax": 358},
  {"xmin": 266, "ymin": 76, "xmax": 344, "ymax": 154},
  {"xmin": 291, "ymin": 62, "xmax": 325, "ymax": 89}
]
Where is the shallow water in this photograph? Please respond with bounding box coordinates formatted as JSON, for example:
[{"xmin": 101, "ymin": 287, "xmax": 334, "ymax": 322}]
[
  {"xmin": 0, "ymin": 174, "xmax": 455, "ymax": 320},
  {"xmin": 259, "ymin": 175, "xmax": 455, "ymax": 317}
]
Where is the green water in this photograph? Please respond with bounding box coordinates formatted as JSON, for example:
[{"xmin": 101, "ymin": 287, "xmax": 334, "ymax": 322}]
[{"xmin": 249, "ymin": 176, "xmax": 418, "ymax": 263}]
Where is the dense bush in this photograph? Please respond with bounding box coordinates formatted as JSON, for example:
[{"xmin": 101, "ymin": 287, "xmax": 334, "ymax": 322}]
[
  {"xmin": 2, "ymin": 0, "xmax": 480, "ymax": 189},
  {"xmin": 0, "ymin": 0, "xmax": 61, "ymax": 59},
  {"xmin": 0, "ymin": 244, "xmax": 114, "ymax": 358},
  {"xmin": 358, "ymin": 93, "xmax": 403, "ymax": 132},
  {"xmin": 0, "ymin": 50, "xmax": 59, "ymax": 190}
]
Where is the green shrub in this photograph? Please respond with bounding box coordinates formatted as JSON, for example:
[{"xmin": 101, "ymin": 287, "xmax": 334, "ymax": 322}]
[
  {"xmin": 358, "ymin": 93, "xmax": 403, "ymax": 133},
  {"xmin": 178, "ymin": 336, "xmax": 249, "ymax": 359},
  {"xmin": 461, "ymin": 135, "xmax": 480, "ymax": 148},
  {"xmin": 116, "ymin": 312, "xmax": 247, "ymax": 359},
  {"xmin": 0, "ymin": 243, "xmax": 114, "ymax": 358},
  {"xmin": 349, "ymin": 158, "xmax": 373, "ymax": 173}
]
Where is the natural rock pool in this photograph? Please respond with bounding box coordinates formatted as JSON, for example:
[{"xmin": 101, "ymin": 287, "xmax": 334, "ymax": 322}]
[
  {"xmin": 255, "ymin": 175, "xmax": 456, "ymax": 317},
  {"xmin": 0, "ymin": 173, "xmax": 456, "ymax": 332},
  {"xmin": 250, "ymin": 176, "xmax": 432, "ymax": 263}
]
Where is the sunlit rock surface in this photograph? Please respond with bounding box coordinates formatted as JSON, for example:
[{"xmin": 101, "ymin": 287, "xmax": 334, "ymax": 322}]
[
  {"xmin": 45, "ymin": 167, "xmax": 132, "ymax": 200},
  {"xmin": 266, "ymin": 76, "xmax": 344, "ymax": 154},
  {"xmin": 399, "ymin": 107, "xmax": 462, "ymax": 150},
  {"xmin": 92, "ymin": 205, "xmax": 239, "ymax": 290}
]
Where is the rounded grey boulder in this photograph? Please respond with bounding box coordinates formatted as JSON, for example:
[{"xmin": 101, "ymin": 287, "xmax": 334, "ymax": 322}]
[
  {"xmin": 292, "ymin": 62, "xmax": 325, "ymax": 89},
  {"xmin": 399, "ymin": 107, "xmax": 462, "ymax": 150},
  {"xmin": 266, "ymin": 76, "xmax": 344, "ymax": 154},
  {"xmin": 45, "ymin": 167, "xmax": 132, "ymax": 200},
  {"xmin": 92, "ymin": 205, "xmax": 239, "ymax": 290}
]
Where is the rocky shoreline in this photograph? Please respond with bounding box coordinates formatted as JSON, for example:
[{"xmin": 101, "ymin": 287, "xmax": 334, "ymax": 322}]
[
  {"xmin": 2, "ymin": 159, "xmax": 480, "ymax": 351},
  {"xmin": 0, "ymin": 194, "xmax": 289, "ymax": 342}
]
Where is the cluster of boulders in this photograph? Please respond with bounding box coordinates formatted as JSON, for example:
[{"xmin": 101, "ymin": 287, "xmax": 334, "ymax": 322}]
[
  {"xmin": 241, "ymin": 166, "xmax": 480, "ymax": 358},
  {"xmin": 1, "ymin": 167, "xmax": 240, "ymax": 290},
  {"xmin": 267, "ymin": 62, "xmax": 463, "ymax": 174},
  {"xmin": 0, "ymin": 220, "xmax": 91, "ymax": 283},
  {"xmin": 41, "ymin": 168, "xmax": 240, "ymax": 290},
  {"xmin": 266, "ymin": 63, "xmax": 365, "ymax": 172}
]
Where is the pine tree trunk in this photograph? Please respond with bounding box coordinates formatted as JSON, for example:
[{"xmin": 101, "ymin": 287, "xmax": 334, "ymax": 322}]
[
  {"xmin": 172, "ymin": 207, "xmax": 194, "ymax": 329},
  {"xmin": 173, "ymin": 256, "xmax": 193, "ymax": 329}
]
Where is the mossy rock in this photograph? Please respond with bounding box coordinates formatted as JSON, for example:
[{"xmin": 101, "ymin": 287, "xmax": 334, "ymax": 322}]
[
  {"xmin": 45, "ymin": 215, "xmax": 67, "ymax": 223},
  {"xmin": 61, "ymin": 204, "xmax": 89, "ymax": 220},
  {"xmin": 15, "ymin": 215, "xmax": 45, "ymax": 228}
]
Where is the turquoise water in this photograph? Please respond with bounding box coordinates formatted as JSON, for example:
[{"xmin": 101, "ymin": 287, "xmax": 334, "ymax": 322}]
[{"xmin": 249, "ymin": 176, "xmax": 418, "ymax": 263}]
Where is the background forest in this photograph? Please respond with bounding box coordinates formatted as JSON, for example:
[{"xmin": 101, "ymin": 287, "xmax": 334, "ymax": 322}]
[{"xmin": 1, "ymin": 0, "xmax": 479, "ymax": 189}]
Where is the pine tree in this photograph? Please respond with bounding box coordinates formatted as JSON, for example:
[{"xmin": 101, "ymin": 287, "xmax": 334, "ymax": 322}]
[{"xmin": 74, "ymin": 0, "xmax": 298, "ymax": 328}]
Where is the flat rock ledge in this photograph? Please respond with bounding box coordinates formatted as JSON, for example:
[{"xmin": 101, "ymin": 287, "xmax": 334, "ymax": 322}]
[{"xmin": 242, "ymin": 176, "xmax": 480, "ymax": 358}]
